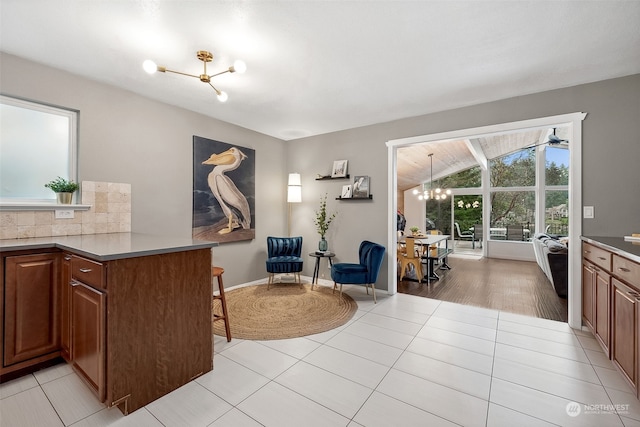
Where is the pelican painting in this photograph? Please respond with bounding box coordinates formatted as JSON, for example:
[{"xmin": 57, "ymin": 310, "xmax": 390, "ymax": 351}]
[
  {"xmin": 202, "ymin": 147, "xmax": 251, "ymax": 234},
  {"xmin": 192, "ymin": 136, "xmax": 255, "ymax": 243}
]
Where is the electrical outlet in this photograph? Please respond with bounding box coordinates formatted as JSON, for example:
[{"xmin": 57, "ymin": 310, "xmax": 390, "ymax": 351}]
[
  {"xmin": 583, "ymin": 206, "xmax": 594, "ymax": 219},
  {"xmin": 55, "ymin": 209, "xmax": 75, "ymax": 219}
]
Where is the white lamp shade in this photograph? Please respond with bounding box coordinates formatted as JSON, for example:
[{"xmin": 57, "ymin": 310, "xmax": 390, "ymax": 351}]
[
  {"xmin": 288, "ymin": 173, "xmax": 301, "ymax": 186},
  {"xmin": 287, "ymin": 185, "xmax": 302, "ymax": 203}
]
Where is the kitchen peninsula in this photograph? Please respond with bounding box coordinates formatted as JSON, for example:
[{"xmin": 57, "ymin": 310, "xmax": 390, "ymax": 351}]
[{"xmin": 0, "ymin": 233, "xmax": 217, "ymax": 414}]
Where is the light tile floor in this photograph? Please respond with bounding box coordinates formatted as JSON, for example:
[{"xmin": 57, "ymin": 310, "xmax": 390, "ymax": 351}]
[{"xmin": 2, "ymin": 284, "xmax": 640, "ymax": 427}]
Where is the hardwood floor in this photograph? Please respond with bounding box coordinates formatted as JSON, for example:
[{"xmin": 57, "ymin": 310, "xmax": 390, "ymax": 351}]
[{"xmin": 398, "ymin": 255, "xmax": 568, "ymax": 322}]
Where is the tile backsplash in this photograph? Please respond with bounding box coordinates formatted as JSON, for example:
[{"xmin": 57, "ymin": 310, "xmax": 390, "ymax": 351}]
[{"xmin": 0, "ymin": 181, "xmax": 131, "ymax": 239}]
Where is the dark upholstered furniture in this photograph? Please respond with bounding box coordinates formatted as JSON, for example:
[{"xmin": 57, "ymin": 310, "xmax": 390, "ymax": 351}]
[
  {"xmin": 331, "ymin": 241, "xmax": 386, "ymax": 303},
  {"xmin": 532, "ymin": 233, "xmax": 568, "ymax": 297},
  {"xmin": 266, "ymin": 236, "xmax": 303, "ymax": 289}
]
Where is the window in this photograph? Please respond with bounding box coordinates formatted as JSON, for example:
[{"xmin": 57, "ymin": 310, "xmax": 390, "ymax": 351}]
[{"xmin": 0, "ymin": 95, "xmax": 78, "ymax": 202}]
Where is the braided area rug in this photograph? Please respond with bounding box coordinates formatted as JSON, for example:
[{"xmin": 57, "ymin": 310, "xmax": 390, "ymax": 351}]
[{"xmin": 213, "ymin": 283, "xmax": 357, "ymax": 340}]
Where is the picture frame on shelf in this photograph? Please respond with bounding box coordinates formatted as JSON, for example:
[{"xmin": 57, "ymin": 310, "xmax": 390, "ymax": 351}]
[
  {"xmin": 352, "ymin": 175, "xmax": 370, "ymax": 198},
  {"xmin": 341, "ymin": 184, "xmax": 352, "ymax": 199},
  {"xmin": 331, "ymin": 160, "xmax": 348, "ymax": 178}
]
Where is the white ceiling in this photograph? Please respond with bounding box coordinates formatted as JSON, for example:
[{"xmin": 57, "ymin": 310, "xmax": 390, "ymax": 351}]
[{"xmin": 1, "ymin": 1, "xmax": 639, "ymax": 142}]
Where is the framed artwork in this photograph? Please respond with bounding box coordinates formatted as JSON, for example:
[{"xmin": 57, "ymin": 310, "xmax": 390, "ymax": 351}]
[
  {"xmin": 341, "ymin": 184, "xmax": 352, "ymax": 199},
  {"xmin": 352, "ymin": 175, "xmax": 370, "ymax": 198},
  {"xmin": 331, "ymin": 160, "xmax": 348, "ymax": 178},
  {"xmin": 192, "ymin": 135, "xmax": 255, "ymax": 243}
]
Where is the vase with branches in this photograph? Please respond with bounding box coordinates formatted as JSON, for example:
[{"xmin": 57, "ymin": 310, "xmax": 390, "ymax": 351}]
[{"xmin": 314, "ymin": 193, "xmax": 337, "ymax": 251}]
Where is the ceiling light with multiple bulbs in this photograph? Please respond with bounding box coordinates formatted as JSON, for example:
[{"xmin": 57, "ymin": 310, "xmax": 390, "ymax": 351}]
[
  {"xmin": 413, "ymin": 153, "xmax": 452, "ymax": 201},
  {"xmin": 143, "ymin": 50, "xmax": 246, "ymax": 102}
]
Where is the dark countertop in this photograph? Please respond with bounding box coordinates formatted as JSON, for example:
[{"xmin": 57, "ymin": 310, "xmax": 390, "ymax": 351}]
[
  {"xmin": 581, "ymin": 236, "xmax": 640, "ymax": 264},
  {"xmin": 0, "ymin": 233, "xmax": 218, "ymax": 261}
]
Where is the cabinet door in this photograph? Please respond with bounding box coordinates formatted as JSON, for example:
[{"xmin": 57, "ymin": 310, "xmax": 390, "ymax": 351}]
[
  {"xmin": 582, "ymin": 260, "xmax": 595, "ymax": 331},
  {"xmin": 4, "ymin": 253, "xmax": 60, "ymax": 366},
  {"xmin": 60, "ymin": 254, "xmax": 72, "ymax": 361},
  {"xmin": 71, "ymin": 281, "xmax": 106, "ymax": 401},
  {"xmin": 611, "ymin": 278, "xmax": 637, "ymax": 391},
  {"xmin": 594, "ymin": 268, "xmax": 611, "ymax": 356}
]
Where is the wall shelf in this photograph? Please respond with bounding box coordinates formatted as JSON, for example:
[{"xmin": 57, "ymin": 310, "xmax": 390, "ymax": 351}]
[
  {"xmin": 316, "ymin": 174, "xmax": 350, "ymax": 181},
  {"xmin": 336, "ymin": 195, "xmax": 373, "ymax": 201}
]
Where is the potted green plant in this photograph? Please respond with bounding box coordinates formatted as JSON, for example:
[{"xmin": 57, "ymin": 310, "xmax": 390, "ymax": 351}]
[
  {"xmin": 45, "ymin": 176, "xmax": 79, "ymax": 204},
  {"xmin": 409, "ymin": 226, "xmax": 420, "ymax": 236},
  {"xmin": 314, "ymin": 193, "xmax": 337, "ymax": 251}
]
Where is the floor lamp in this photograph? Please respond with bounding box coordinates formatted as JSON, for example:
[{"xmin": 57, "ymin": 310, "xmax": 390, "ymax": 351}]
[{"xmin": 287, "ymin": 173, "xmax": 302, "ymax": 236}]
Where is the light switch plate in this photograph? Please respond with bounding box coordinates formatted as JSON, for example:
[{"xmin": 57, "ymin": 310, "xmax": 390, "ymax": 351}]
[
  {"xmin": 583, "ymin": 206, "xmax": 594, "ymax": 219},
  {"xmin": 55, "ymin": 209, "xmax": 74, "ymax": 219}
]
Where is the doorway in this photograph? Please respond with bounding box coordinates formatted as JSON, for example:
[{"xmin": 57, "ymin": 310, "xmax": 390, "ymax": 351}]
[{"xmin": 387, "ymin": 112, "xmax": 586, "ymax": 328}]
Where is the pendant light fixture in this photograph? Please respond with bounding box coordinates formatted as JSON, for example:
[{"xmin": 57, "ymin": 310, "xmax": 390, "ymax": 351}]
[
  {"xmin": 413, "ymin": 153, "xmax": 451, "ymax": 201},
  {"xmin": 143, "ymin": 50, "xmax": 246, "ymax": 102}
]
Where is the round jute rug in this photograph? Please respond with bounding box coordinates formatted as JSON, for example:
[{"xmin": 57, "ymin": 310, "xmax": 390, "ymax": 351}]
[{"xmin": 213, "ymin": 283, "xmax": 358, "ymax": 340}]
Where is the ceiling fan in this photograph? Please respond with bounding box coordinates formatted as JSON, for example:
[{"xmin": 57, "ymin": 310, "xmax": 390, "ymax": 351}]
[{"xmin": 521, "ymin": 128, "xmax": 569, "ymax": 152}]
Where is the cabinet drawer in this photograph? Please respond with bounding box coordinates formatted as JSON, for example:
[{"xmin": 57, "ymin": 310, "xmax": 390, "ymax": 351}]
[
  {"xmin": 613, "ymin": 255, "xmax": 640, "ymax": 288},
  {"xmin": 583, "ymin": 242, "xmax": 612, "ymax": 272},
  {"xmin": 71, "ymin": 256, "xmax": 105, "ymax": 290}
]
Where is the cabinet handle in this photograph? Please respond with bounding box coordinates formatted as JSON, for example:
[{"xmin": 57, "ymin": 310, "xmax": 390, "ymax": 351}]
[
  {"xmin": 70, "ymin": 280, "xmax": 80, "ymax": 287},
  {"xmin": 597, "ymin": 256, "xmax": 606, "ymax": 261},
  {"xmin": 618, "ymin": 267, "xmax": 631, "ymax": 273},
  {"xmin": 79, "ymin": 268, "xmax": 92, "ymax": 273},
  {"xmin": 64, "ymin": 256, "xmax": 72, "ymax": 261},
  {"xmin": 584, "ymin": 250, "xmax": 591, "ymax": 254}
]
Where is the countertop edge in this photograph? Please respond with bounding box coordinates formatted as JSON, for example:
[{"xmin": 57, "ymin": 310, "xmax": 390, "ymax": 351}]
[
  {"xmin": 0, "ymin": 233, "xmax": 219, "ymax": 262},
  {"xmin": 581, "ymin": 236, "xmax": 640, "ymax": 264}
]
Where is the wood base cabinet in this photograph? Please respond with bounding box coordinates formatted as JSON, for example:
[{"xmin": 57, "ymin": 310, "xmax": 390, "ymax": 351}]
[
  {"xmin": 611, "ymin": 278, "xmax": 638, "ymax": 393},
  {"xmin": 2, "ymin": 243, "xmax": 213, "ymax": 414},
  {"xmin": 582, "ymin": 239, "xmax": 640, "ymax": 400},
  {"xmin": 582, "ymin": 253, "xmax": 611, "ymax": 357},
  {"xmin": 2, "ymin": 253, "xmax": 60, "ymax": 369}
]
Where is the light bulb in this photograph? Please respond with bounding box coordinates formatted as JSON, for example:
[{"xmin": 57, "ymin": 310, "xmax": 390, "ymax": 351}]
[
  {"xmin": 143, "ymin": 60, "xmax": 157, "ymax": 74},
  {"xmin": 232, "ymin": 60, "xmax": 247, "ymax": 74},
  {"xmin": 412, "ymin": 189, "xmax": 419, "ymax": 195},
  {"xmin": 446, "ymin": 189, "xmax": 452, "ymax": 195},
  {"xmin": 418, "ymin": 195, "xmax": 424, "ymax": 200},
  {"xmin": 435, "ymin": 188, "xmax": 441, "ymax": 194},
  {"xmin": 217, "ymin": 91, "xmax": 228, "ymax": 102}
]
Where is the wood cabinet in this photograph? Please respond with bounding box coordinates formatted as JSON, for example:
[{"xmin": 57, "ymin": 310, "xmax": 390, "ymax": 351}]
[
  {"xmin": 582, "ymin": 242, "xmax": 611, "ymax": 356},
  {"xmin": 1, "ymin": 241, "xmax": 213, "ymax": 414},
  {"xmin": 71, "ymin": 279, "xmax": 106, "ymax": 400},
  {"xmin": 69, "ymin": 254, "xmax": 106, "ymax": 401},
  {"xmin": 582, "ymin": 239, "xmax": 640, "ymax": 400},
  {"xmin": 3, "ymin": 253, "xmax": 60, "ymax": 368},
  {"xmin": 611, "ymin": 278, "xmax": 638, "ymax": 393}
]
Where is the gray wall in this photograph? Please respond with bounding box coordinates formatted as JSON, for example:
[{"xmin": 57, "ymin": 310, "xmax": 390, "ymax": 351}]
[
  {"xmin": 0, "ymin": 52, "xmax": 288, "ymax": 287},
  {"xmin": 288, "ymin": 74, "xmax": 640, "ymax": 290},
  {"xmin": 3, "ymin": 51, "xmax": 639, "ymax": 292}
]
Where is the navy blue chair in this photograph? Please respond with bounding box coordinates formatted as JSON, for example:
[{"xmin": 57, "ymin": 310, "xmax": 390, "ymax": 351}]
[
  {"xmin": 266, "ymin": 236, "xmax": 303, "ymax": 289},
  {"xmin": 331, "ymin": 241, "xmax": 386, "ymax": 303}
]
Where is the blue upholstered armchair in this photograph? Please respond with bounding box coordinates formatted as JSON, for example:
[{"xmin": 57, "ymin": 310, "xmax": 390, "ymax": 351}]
[
  {"xmin": 266, "ymin": 236, "xmax": 304, "ymax": 289},
  {"xmin": 331, "ymin": 241, "xmax": 386, "ymax": 303}
]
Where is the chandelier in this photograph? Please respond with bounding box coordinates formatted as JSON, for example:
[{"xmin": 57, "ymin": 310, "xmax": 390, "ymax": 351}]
[
  {"xmin": 413, "ymin": 153, "xmax": 451, "ymax": 201},
  {"xmin": 143, "ymin": 50, "xmax": 246, "ymax": 103}
]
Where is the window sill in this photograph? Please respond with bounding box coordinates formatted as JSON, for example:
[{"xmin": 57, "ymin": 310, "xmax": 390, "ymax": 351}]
[{"xmin": 0, "ymin": 203, "xmax": 92, "ymax": 212}]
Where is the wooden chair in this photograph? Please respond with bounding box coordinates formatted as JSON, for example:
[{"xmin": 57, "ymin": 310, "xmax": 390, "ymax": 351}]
[
  {"xmin": 212, "ymin": 266, "xmax": 231, "ymax": 342},
  {"xmin": 397, "ymin": 237, "xmax": 423, "ymax": 282}
]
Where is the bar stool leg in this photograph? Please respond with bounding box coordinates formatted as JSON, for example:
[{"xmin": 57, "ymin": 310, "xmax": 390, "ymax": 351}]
[{"xmin": 212, "ymin": 267, "xmax": 232, "ymax": 342}]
